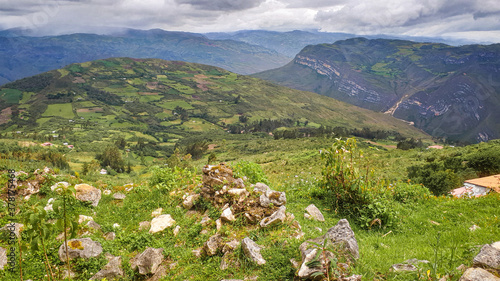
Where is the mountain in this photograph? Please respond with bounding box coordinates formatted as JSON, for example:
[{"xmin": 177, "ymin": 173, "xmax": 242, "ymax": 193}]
[
  {"xmin": 0, "ymin": 29, "xmax": 290, "ymax": 85},
  {"xmin": 0, "ymin": 57, "xmax": 427, "ymax": 144},
  {"xmin": 254, "ymin": 38, "xmax": 500, "ymax": 143}
]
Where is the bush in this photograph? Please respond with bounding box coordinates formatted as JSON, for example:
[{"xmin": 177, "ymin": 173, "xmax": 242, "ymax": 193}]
[
  {"xmin": 391, "ymin": 181, "xmax": 433, "ymax": 203},
  {"xmin": 149, "ymin": 166, "xmax": 199, "ymax": 193},
  {"xmin": 232, "ymin": 160, "xmax": 269, "ymax": 185}
]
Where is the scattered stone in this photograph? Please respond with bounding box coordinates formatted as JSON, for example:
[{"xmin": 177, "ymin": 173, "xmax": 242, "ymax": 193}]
[
  {"xmin": 221, "ymin": 207, "xmax": 236, "ymax": 222},
  {"xmin": 253, "ymin": 182, "xmax": 270, "ymax": 194},
  {"xmin": 103, "ymin": 190, "xmax": 112, "ymax": 196},
  {"xmin": 130, "ymin": 247, "xmax": 164, "ymax": 275},
  {"xmin": 151, "ymin": 208, "xmax": 163, "ymax": 217},
  {"xmin": 201, "ymin": 216, "xmax": 212, "ymax": 226},
  {"xmin": 150, "ymin": 214, "xmax": 176, "ymax": 234},
  {"xmin": 185, "ymin": 210, "xmax": 199, "ymax": 217},
  {"xmin": 216, "ymin": 219, "xmax": 222, "ymax": 231},
  {"xmin": 78, "ymin": 215, "xmax": 94, "ymax": 224},
  {"xmin": 90, "ymin": 254, "xmax": 124, "ymax": 280},
  {"xmin": 87, "ymin": 221, "xmax": 101, "ymax": 231},
  {"xmin": 113, "ymin": 193, "xmax": 126, "ymax": 200},
  {"xmin": 139, "ymin": 221, "xmax": 151, "ymax": 231},
  {"xmin": 105, "ymin": 232, "xmax": 116, "ymax": 241},
  {"xmin": 259, "ymin": 188, "xmax": 286, "ymax": 207},
  {"xmin": 192, "ymin": 248, "xmax": 203, "ymax": 258},
  {"xmin": 51, "ymin": 181, "xmax": 70, "ymax": 191},
  {"xmin": 241, "ymin": 237, "xmax": 266, "ymax": 265},
  {"xmin": 343, "ymin": 274, "xmax": 363, "ymax": 281},
  {"xmin": 228, "ymin": 188, "xmax": 250, "ymax": 199},
  {"xmin": 183, "ymin": 194, "xmax": 200, "ymax": 210},
  {"xmin": 459, "ymin": 267, "xmax": 500, "ymax": 281},
  {"xmin": 200, "ymin": 229, "xmax": 209, "ymax": 235},
  {"xmin": 0, "ymin": 247, "xmax": 6, "ymax": 270},
  {"xmin": 173, "ymin": 225, "xmax": 181, "ymax": 236},
  {"xmin": 260, "ymin": 206, "xmax": 286, "ymax": 228},
  {"xmin": 58, "ymin": 238, "xmax": 103, "ymax": 262},
  {"xmin": 457, "ymin": 264, "xmax": 467, "ymax": 271},
  {"xmin": 62, "ymin": 269, "xmax": 77, "ymax": 279},
  {"xmin": 204, "ymin": 234, "xmax": 222, "ymax": 256},
  {"xmin": 298, "ymin": 219, "xmax": 359, "ymax": 279},
  {"xmin": 473, "ymin": 242, "xmax": 500, "ymax": 269},
  {"xmin": 112, "ymin": 223, "xmax": 120, "ymax": 229},
  {"xmin": 391, "ymin": 263, "xmax": 417, "ymax": 272},
  {"xmin": 315, "ymin": 227, "xmax": 323, "ymax": 232},
  {"xmin": 222, "ymin": 240, "xmax": 240, "ymax": 254},
  {"xmin": 290, "ymin": 258, "xmax": 300, "ymax": 268},
  {"xmin": 75, "ymin": 184, "xmax": 101, "ymax": 207},
  {"xmin": 305, "ymin": 204, "xmax": 325, "ymax": 222},
  {"xmin": 1, "ymin": 223, "xmax": 24, "ymax": 238},
  {"xmin": 233, "ymin": 178, "xmax": 245, "ymax": 188},
  {"xmin": 469, "ymin": 224, "xmax": 480, "ymax": 231}
]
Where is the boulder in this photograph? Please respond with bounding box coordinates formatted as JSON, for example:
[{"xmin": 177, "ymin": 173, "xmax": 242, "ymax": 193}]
[
  {"xmin": 204, "ymin": 234, "xmax": 222, "ymax": 256},
  {"xmin": 183, "ymin": 194, "xmax": 200, "ymax": 210},
  {"xmin": 298, "ymin": 219, "xmax": 359, "ymax": 279},
  {"xmin": 221, "ymin": 207, "xmax": 236, "ymax": 222},
  {"xmin": 222, "ymin": 240, "xmax": 240, "ymax": 254},
  {"xmin": 130, "ymin": 247, "xmax": 164, "ymax": 275},
  {"xmin": 149, "ymin": 214, "xmax": 176, "ymax": 234},
  {"xmin": 253, "ymin": 183, "xmax": 271, "ymax": 194},
  {"xmin": 241, "ymin": 237, "xmax": 266, "ymax": 265},
  {"xmin": 58, "ymin": 238, "xmax": 103, "ymax": 262},
  {"xmin": 75, "ymin": 184, "xmax": 101, "ymax": 207},
  {"xmin": 146, "ymin": 264, "xmax": 167, "ymax": 281},
  {"xmin": 473, "ymin": 242, "xmax": 500, "ymax": 269},
  {"xmin": 228, "ymin": 188, "xmax": 249, "ymax": 199},
  {"xmin": 0, "ymin": 247, "xmax": 6, "ymax": 270},
  {"xmin": 259, "ymin": 189, "xmax": 286, "ymax": 207},
  {"xmin": 459, "ymin": 267, "xmax": 500, "ymax": 281},
  {"xmin": 260, "ymin": 206, "xmax": 286, "ymax": 228},
  {"xmin": 113, "ymin": 193, "xmax": 126, "ymax": 200},
  {"xmin": 305, "ymin": 204, "xmax": 325, "ymax": 222},
  {"xmin": 90, "ymin": 254, "xmax": 124, "ymax": 280}
]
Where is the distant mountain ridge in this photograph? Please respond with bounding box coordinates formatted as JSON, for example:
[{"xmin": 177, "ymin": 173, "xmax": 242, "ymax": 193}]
[
  {"xmin": 254, "ymin": 38, "xmax": 500, "ymax": 143},
  {"xmin": 0, "ymin": 29, "xmax": 290, "ymax": 85}
]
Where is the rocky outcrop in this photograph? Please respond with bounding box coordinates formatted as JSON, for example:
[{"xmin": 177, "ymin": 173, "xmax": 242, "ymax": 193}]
[
  {"xmin": 298, "ymin": 219, "xmax": 359, "ymax": 279},
  {"xmin": 130, "ymin": 247, "xmax": 164, "ymax": 275},
  {"xmin": 242, "ymin": 237, "xmax": 266, "ymax": 265},
  {"xmin": 58, "ymin": 238, "xmax": 103, "ymax": 262},
  {"xmin": 75, "ymin": 184, "xmax": 101, "ymax": 207}
]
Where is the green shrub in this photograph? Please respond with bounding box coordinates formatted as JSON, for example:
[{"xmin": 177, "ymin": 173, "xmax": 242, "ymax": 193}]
[
  {"xmin": 149, "ymin": 165, "xmax": 199, "ymax": 193},
  {"xmin": 391, "ymin": 181, "xmax": 433, "ymax": 203},
  {"xmin": 231, "ymin": 160, "xmax": 269, "ymax": 185}
]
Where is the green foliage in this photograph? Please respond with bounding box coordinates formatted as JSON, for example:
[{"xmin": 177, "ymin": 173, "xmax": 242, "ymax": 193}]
[
  {"xmin": 95, "ymin": 145, "xmax": 125, "ymax": 173},
  {"xmin": 466, "ymin": 148, "xmax": 500, "ymax": 177},
  {"xmin": 149, "ymin": 165, "xmax": 199, "ymax": 193},
  {"xmin": 390, "ymin": 181, "xmax": 432, "ymax": 204},
  {"xmin": 397, "ymin": 138, "xmax": 424, "ymax": 150},
  {"xmin": 184, "ymin": 140, "xmax": 209, "ymax": 160},
  {"xmin": 232, "ymin": 160, "xmax": 269, "ymax": 185}
]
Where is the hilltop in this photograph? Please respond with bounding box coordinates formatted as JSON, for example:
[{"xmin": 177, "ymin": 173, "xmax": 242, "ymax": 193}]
[
  {"xmin": 0, "ymin": 57, "xmax": 428, "ymax": 152},
  {"xmin": 254, "ymin": 38, "xmax": 500, "ymax": 143}
]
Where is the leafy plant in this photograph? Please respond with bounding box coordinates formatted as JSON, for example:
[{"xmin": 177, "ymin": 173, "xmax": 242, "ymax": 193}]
[{"xmin": 232, "ymin": 160, "xmax": 269, "ymax": 184}]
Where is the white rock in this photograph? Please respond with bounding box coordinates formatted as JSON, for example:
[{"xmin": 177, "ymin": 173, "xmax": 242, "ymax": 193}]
[
  {"xmin": 78, "ymin": 215, "xmax": 94, "ymax": 224},
  {"xmin": 151, "ymin": 208, "xmax": 163, "ymax": 217},
  {"xmin": 112, "ymin": 223, "xmax": 120, "ymax": 229},
  {"xmin": 149, "ymin": 214, "xmax": 175, "ymax": 234},
  {"xmin": 103, "ymin": 190, "xmax": 112, "ymax": 196},
  {"xmin": 173, "ymin": 225, "xmax": 181, "ymax": 236},
  {"xmin": 221, "ymin": 207, "xmax": 236, "ymax": 222},
  {"xmin": 305, "ymin": 204, "xmax": 325, "ymax": 222},
  {"xmin": 51, "ymin": 181, "xmax": 69, "ymax": 191}
]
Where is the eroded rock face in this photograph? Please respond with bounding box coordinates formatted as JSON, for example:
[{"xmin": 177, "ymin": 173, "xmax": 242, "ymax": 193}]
[
  {"xmin": 75, "ymin": 184, "xmax": 101, "ymax": 207},
  {"xmin": 58, "ymin": 238, "xmax": 103, "ymax": 262},
  {"xmin": 298, "ymin": 219, "xmax": 359, "ymax": 279},
  {"xmin": 90, "ymin": 254, "xmax": 124, "ymax": 280},
  {"xmin": 130, "ymin": 247, "xmax": 164, "ymax": 275},
  {"xmin": 473, "ymin": 243, "xmax": 500, "ymax": 269},
  {"xmin": 242, "ymin": 237, "xmax": 266, "ymax": 265},
  {"xmin": 459, "ymin": 267, "xmax": 500, "ymax": 281}
]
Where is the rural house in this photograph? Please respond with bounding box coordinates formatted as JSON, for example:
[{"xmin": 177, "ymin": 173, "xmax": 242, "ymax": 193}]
[{"xmin": 451, "ymin": 174, "xmax": 500, "ymax": 197}]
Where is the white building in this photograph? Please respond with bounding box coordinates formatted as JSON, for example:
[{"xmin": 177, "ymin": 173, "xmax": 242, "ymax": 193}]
[{"xmin": 451, "ymin": 174, "xmax": 500, "ymax": 197}]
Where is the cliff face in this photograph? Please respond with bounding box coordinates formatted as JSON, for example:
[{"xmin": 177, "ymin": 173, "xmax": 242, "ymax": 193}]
[{"xmin": 254, "ymin": 38, "xmax": 500, "ymax": 143}]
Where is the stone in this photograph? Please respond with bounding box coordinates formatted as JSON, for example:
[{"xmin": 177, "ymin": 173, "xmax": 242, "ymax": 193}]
[
  {"xmin": 241, "ymin": 237, "xmax": 266, "ymax": 265},
  {"xmin": 290, "ymin": 258, "xmax": 300, "ymax": 268},
  {"xmin": 343, "ymin": 275, "xmax": 363, "ymax": 281},
  {"xmin": 204, "ymin": 234, "xmax": 222, "ymax": 256},
  {"xmin": 130, "ymin": 247, "xmax": 164, "ymax": 275},
  {"xmin": 473, "ymin": 243, "xmax": 500, "ymax": 269},
  {"xmin": 139, "ymin": 221, "xmax": 151, "ymax": 231},
  {"xmin": 391, "ymin": 263, "xmax": 417, "ymax": 272},
  {"xmin": 79, "ymin": 215, "xmax": 94, "ymax": 224},
  {"xmin": 305, "ymin": 204, "xmax": 325, "ymax": 222},
  {"xmin": 173, "ymin": 225, "xmax": 181, "ymax": 236},
  {"xmin": 459, "ymin": 267, "xmax": 500, "ymax": 281},
  {"xmin": 216, "ymin": 219, "xmax": 222, "ymax": 231},
  {"xmin": 221, "ymin": 207, "xmax": 236, "ymax": 222},
  {"xmin": 298, "ymin": 219, "xmax": 359, "ymax": 279},
  {"xmin": 469, "ymin": 224, "xmax": 480, "ymax": 231},
  {"xmin": 222, "ymin": 240, "xmax": 240, "ymax": 254},
  {"xmin": 62, "ymin": 269, "xmax": 76, "ymax": 279},
  {"xmin": 192, "ymin": 248, "xmax": 203, "ymax": 257},
  {"xmin": 103, "ymin": 190, "xmax": 112, "ymax": 195},
  {"xmin": 233, "ymin": 178, "xmax": 245, "ymax": 188},
  {"xmin": 1, "ymin": 223, "xmax": 23, "ymax": 238},
  {"xmin": 149, "ymin": 214, "xmax": 176, "ymax": 234},
  {"xmin": 260, "ymin": 206, "xmax": 286, "ymax": 228},
  {"xmin": 0, "ymin": 247, "xmax": 6, "ymax": 270},
  {"xmin": 151, "ymin": 208, "xmax": 163, "ymax": 217},
  {"xmin": 51, "ymin": 181, "xmax": 70, "ymax": 191},
  {"xmin": 113, "ymin": 223, "xmax": 120, "ymax": 229},
  {"xmin": 113, "ymin": 193, "xmax": 126, "ymax": 200},
  {"xmin": 183, "ymin": 194, "xmax": 200, "ymax": 210},
  {"xmin": 146, "ymin": 264, "xmax": 167, "ymax": 281},
  {"xmin": 105, "ymin": 232, "xmax": 116, "ymax": 240},
  {"xmin": 58, "ymin": 238, "xmax": 103, "ymax": 262},
  {"xmin": 285, "ymin": 212, "xmax": 295, "ymax": 222},
  {"xmin": 259, "ymin": 188, "xmax": 286, "ymax": 207},
  {"xmin": 87, "ymin": 221, "xmax": 101, "ymax": 231},
  {"xmin": 253, "ymin": 182, "xmax": 270, "ymax": 194},
  {"xmin": 228, "ymin": 188, "xmax": 249, "ymax": 199},
  {"xmin": 90, "ymin": 254, "xmax": 124, "ymax": 280},
  {"xmin": 75, "ymin": 184, "xmax": 101, "ymax": 207}
]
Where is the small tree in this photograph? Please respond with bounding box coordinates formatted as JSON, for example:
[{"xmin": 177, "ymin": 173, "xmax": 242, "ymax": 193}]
[{"xmin": 96, "ymin": 145, "xmax": 125, "ymax": 172}]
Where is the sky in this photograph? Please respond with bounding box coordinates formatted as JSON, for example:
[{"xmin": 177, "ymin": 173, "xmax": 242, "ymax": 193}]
[{"xmin": 1, "ymin": 0, "xmax": 500, "ymax": 43}]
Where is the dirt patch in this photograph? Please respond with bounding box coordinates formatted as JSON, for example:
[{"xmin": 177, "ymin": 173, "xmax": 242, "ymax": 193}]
[
  {"xmin": 428, "ymin": 145, "xmax": 444, "ymax": 149},
  {"xmin": 0, "ymin": 107, "xmax": 12, "ymax": 125},
  {"xmin": 77, "ymin": 107, "xmax": 103, "ymax": 113},
  {"xmin": 72, "ymin": 77, "xmax": 85, "ymax": 83}
]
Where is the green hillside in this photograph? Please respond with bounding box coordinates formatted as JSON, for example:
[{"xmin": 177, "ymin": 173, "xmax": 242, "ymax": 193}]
[{"xmin": 0, "ymin": 57, "xmax": 428, "ymax": 153}]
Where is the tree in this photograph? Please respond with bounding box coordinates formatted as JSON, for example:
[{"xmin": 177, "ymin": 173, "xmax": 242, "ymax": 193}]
[
  {"xmin": 96, "ymin": 145, "xmax": 125, "ymax": 173},
  {"xmin": 114, "ymin": 137, "xmax": 127, "ymax": 150}
]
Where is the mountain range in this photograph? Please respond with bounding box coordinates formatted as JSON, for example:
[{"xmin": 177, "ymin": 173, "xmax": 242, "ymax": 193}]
[{"xmin": 255, "ymin": 38, "xmax": 500, "ymax": 143}]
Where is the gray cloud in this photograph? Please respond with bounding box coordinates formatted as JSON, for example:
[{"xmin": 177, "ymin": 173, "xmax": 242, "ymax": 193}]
[{"xmin": 175, "ymin": 0, "xmax": 265, "ymax": 11}]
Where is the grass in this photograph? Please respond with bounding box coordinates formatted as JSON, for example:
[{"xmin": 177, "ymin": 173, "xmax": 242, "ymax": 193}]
[
  {"xmin": 0, "ymin": 88, "xmax": 22, "ymax": 103},
  {"xmin": 42, "ymin": 103, "xmax": 75, "ymax": 119}
]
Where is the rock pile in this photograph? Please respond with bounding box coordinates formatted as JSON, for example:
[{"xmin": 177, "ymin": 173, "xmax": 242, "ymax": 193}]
[{"xmin": 460, "ymin": 241, "xmax": 500, "ymax": 281}]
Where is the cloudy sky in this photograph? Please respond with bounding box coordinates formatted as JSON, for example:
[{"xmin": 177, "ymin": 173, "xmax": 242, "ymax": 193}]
[{"xmin": 1, "ymin": 0, "xmax": 500, "ymax": 43}]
